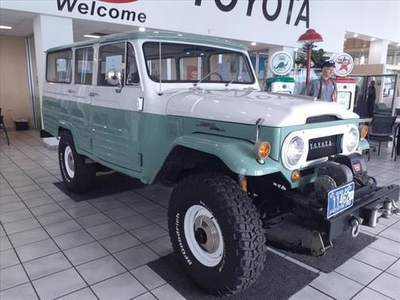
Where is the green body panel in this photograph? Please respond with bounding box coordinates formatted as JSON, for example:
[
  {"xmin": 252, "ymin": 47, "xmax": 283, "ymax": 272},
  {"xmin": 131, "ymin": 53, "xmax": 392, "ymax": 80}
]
[
  {"xmin": 172, "ymin": 133, "xmax": 280, "ymax": 176},
  {"xmin": 358, "ymin": 138, "xmax": 370, "ymax": 151},
  {"xmin": 265, "ymin": 76, "xmax": 295, "ymax": 83},
  {"xmin": 91, "ymin": 105, "xmax": 142, "ymax": 172}
]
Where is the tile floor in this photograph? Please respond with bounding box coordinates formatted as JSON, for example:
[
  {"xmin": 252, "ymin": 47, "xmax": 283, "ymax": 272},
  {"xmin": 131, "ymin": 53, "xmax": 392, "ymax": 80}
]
[{"xmin": 0, "ymin": 129, "xmax": 399, "ymax": 300}]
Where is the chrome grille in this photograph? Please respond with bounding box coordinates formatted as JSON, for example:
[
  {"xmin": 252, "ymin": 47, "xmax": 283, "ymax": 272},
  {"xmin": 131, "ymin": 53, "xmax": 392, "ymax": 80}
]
[{"xmin": 307, "ymin": 135, "xmax": 341, "ymax": 161}]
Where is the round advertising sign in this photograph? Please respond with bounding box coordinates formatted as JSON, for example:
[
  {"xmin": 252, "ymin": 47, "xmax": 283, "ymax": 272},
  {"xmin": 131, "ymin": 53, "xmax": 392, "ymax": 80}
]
[
  {"xmin": 333, "ymin": 53, "xmax": 354, "ymax": 77},
  {"xmin": 99, "ymin": 0, "xmax": 138, "ymax": 3},
  {"xmin": 269, "ymin": 51, "xmax": 293, "ymax": 76}
]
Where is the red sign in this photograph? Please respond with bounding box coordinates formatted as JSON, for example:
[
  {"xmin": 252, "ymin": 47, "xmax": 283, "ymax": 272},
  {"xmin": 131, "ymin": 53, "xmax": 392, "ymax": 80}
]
[{"xmin": 99, "ymin": 0, "xmax": 138, "ymax": 3}]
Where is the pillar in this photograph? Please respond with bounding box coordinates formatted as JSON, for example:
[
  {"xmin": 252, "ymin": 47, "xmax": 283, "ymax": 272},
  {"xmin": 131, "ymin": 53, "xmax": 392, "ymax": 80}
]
[
  {"xmin": 368, "ymin": 40, "xmax": 389, "ymax": 64},
  {"xmin": 33, "ymin": 15, "xmax": 73, "ymax": 147}
]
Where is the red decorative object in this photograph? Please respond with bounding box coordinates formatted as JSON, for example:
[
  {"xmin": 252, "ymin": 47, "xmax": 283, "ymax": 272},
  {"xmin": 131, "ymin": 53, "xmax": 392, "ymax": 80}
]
[{"xmin": 297, "ymin": 29, "xmax": 324, "ymax": 85}]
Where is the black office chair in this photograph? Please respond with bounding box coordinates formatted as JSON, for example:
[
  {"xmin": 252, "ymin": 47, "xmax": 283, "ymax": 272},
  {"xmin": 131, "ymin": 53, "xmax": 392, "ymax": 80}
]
[
  {"xmin": 367, "ymin": 114, "xmax": 397, "ymax": 161},
  {"xmin": 0, "ymin": 108, "xmax": 10, "ymax": 146}
]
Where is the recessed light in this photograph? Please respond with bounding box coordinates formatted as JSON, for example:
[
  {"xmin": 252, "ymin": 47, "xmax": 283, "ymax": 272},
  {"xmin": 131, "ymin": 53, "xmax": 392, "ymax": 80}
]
[
  {"xmin": 251, "ymin": 42, "xmax": 257, "ymax": 46},
  {"xmin": 83, "ymin": 34, "xmax": 101, "ymax": 39},
  {"xmin": 0, "ymin": 25, "xmax": 12, "ymax": 30},
  {"xmin": 353, "ymin": 33, "xmax": 358, "ymax": 37},
  {"xmin": 138, "ymin": 27, "xmax": 145, "ymax": 32},
  {"xmin": 371, "ymin": 37, "xmax": 376, "ymax": 41}
]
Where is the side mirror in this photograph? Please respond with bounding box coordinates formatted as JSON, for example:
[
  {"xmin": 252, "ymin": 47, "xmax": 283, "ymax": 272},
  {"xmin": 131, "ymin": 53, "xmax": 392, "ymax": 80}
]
[{"xmin": 106, "ymin": 69, "xmax": 123, "ymax": 93}]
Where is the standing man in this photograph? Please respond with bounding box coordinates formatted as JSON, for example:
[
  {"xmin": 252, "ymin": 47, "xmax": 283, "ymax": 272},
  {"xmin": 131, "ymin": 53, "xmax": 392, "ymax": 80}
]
[
  {"xmin": 366, "ymin": 79, "xmax": 376, "ymax": 117},
  {"xmin": 302, "ymin": 60, "xmax": 337, "ymax": 102}
]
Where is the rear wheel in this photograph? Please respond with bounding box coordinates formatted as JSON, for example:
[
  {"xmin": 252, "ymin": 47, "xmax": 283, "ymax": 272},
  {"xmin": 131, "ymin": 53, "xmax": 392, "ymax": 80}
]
[
  {"xmin": 168, "ymin": 172, "xmax": 266, "ymax": 296},
  {"xmin": 58, "ymin": 131, "xmax": 95, "ymax": 193}
]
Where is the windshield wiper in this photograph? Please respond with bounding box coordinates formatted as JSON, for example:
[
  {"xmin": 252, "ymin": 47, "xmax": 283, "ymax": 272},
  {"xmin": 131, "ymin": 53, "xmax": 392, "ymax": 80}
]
[{"xmin": 193, "ymin": 71, "xmax": 216, "ymax": 88}]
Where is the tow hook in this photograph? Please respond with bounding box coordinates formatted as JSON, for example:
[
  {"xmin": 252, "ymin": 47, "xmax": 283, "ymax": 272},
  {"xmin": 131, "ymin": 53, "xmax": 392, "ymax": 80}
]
[
  {"xmin": 311, "ymin": 231, "xmax": 332, "ymax": 256},
  {"xmin": 382, "ymin": 200, "xmax": 400, "ymax": 218},
  {"xmin": 349, "ymin": 216, "xmax": 362, "ymax": 237}
]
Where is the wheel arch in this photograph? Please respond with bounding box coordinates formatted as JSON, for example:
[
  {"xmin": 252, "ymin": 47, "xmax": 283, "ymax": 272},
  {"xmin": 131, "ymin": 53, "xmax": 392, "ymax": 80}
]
[{"xmin": 157, "ymin": 133, "xmax": 280, "ymax": 180}]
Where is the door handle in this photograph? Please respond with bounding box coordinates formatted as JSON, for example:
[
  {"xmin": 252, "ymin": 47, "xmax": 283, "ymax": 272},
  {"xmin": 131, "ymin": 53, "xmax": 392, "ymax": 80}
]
[{"xmin": 89, "ymin": 92, "xmax": 99, "ymax": 97}]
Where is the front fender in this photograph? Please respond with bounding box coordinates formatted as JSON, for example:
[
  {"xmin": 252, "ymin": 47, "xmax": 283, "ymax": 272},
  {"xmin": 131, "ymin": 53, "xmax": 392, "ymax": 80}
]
[
  {"xmin": 358, "ymin": 138, "xmax": 369, "ymax": 151},
  {"xmin": 173, "ymin": 133, "xmax": 280, "ymax": 176}
]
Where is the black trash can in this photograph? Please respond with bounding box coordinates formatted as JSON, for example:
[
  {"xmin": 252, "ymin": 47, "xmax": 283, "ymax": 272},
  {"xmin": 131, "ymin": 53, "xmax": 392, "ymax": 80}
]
[{"xmin": 13, "ymin": 117, "xmax": 29, "ymax": 131}]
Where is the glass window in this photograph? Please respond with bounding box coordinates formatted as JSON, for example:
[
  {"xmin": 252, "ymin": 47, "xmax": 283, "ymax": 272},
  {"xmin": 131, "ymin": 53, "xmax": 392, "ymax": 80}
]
[
  {"xmin": 143, "ymin": 42, "xmax": 254, "ymax": 84},
  {"xmin": 98, "ymin": 42, "xmax": 125, "ymax": 86},
  {"xmin": 126, "ymin": 43, "xmax": 140, "ymax": 85},
  {"xmin": 75, "ymin": 47, "xmax": 93, "ymax": 85},
  {"xmin": 46, "ymin": 50, "xmax": 72, "ymax": 83}
]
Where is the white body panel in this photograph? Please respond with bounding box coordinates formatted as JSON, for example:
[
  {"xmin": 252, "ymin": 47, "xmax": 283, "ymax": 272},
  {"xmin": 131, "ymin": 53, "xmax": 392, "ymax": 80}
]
[{"xmin": 165, "ymin": 89, "xmax": 359, "ymax": 127}]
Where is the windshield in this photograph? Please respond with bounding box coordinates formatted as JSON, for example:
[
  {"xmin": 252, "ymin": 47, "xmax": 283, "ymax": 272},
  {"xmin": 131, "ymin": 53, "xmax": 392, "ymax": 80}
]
[{"xmin": 143, "ymin": 42, "xmax": 255, "ymax": 84}]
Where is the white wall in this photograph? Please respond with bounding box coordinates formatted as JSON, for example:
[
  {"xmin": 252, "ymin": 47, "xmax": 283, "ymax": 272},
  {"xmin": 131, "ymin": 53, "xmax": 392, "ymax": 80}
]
[{"xmin": 1, "ymin": 0, "xmax": 399, "ymax": 53}]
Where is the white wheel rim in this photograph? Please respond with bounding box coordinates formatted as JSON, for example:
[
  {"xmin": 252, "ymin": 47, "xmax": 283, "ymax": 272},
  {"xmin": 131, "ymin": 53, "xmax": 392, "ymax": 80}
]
[
  {"xmin": 184, "ymin": 204, "xmax": 224, "ymax": 267},
  {"xmin": 64, "ymin": 146, "xmax": 75, "ymax": 178}
]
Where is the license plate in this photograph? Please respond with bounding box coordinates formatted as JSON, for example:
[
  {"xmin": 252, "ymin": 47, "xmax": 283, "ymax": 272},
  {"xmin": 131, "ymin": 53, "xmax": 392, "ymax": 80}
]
[{"xmin": 327, "ymin": 182, "xmax": 355, "ymax": 219}]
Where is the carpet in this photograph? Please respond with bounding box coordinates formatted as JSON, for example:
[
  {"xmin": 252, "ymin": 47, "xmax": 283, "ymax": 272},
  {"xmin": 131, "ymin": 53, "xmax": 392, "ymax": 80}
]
[
  {"xmin": 148, "ymin": 251, "xmax": 319, "ymax": 300},
  {"xmin": 53, "ymin": 172, "xmax": 143, "ymax": 202},
  {"xmin": 265, "ymin": 216, "xmax": 377, "ymax": 273}
]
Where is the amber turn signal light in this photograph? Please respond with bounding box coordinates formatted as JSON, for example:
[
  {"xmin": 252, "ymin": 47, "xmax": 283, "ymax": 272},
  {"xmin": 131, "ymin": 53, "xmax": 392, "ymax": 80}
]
[
  {"xmin": 359, "ymin": 125, "xmax": 368, "ymax": 139},
  {"xmin": 291, "ymin": 170, "xmax": 301, "ymax": 182},
  {"xmin": 254, "ymin": 141, "xmax": 271, "ymax": 161}
]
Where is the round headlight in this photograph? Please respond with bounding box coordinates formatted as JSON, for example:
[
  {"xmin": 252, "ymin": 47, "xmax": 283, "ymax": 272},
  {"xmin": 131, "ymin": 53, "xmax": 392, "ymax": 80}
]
[
  {"xmin": 287, "ymin": 136, "xmax": 305, "ymax": 166},
  {"xmin": 345, "ymin": 127, "xmax": 359, "ymax": 152}
]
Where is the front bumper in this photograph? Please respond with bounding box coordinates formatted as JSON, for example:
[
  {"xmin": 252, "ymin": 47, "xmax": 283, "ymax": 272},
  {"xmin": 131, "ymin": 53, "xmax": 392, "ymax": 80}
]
[
  {"xmin": 277, "ymin": 182, "xmax": 399, "ymax": 241},
  {"xmin": 323, "ymin": 184, "xmax": 399, "ymax": 240}
]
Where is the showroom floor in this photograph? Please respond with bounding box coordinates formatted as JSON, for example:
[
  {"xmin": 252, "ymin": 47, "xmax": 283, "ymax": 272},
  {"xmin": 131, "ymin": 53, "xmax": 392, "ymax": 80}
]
[{"xmin": 1, "ymin": 129, "xmax": 399, "ymax": 300}]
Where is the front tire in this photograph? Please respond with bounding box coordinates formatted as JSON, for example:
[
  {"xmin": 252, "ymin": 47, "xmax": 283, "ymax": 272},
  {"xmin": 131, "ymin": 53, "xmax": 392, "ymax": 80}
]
[
  {"xmin": 168, "ymin": 173, "xmax": 266, "ymax": 296},
  {"xmin": 58, "ymin": 131, "xmax": 95, "ymax": 193}
]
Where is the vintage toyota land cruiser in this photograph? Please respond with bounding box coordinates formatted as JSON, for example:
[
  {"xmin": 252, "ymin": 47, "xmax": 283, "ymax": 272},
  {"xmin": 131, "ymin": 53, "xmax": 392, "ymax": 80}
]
[{"xmin": 42, "ymin": 31, "xmax": 399, "ymax": 296}]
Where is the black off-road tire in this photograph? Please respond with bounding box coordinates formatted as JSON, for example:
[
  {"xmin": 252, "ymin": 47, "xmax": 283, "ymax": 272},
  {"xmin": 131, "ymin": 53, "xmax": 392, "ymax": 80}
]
[
  {"xmin": 58, "ymin": 131, "xmax": 95, "ymax": 193},
  {"xmin": 168, "ymin": 172, "xmax": 267, "ymax": 296}
]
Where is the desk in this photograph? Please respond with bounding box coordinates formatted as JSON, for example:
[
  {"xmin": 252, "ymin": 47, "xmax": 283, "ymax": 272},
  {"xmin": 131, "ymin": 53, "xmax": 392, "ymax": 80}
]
[{"xmin": 359, "ymin": 117, "xmax": 400, "ymax": 156}]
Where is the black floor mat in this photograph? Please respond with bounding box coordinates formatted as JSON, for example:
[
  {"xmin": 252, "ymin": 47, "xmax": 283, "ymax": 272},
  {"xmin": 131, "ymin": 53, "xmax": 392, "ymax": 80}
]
[
  {"xmin": 265, "ymin": 216, "xmax": 377, "ymax": 273},
  {"xmin": 53, "ymin": 172, "xmax": 144, "ymax": 202},
  {"xmin": 148, "ymin": 251, "xmax": 318, "ymax": 300}
]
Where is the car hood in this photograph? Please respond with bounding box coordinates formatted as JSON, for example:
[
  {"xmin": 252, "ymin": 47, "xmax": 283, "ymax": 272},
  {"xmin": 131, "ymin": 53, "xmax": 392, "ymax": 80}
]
[{"xmin": 165, "ymin": 89, "xmax": 359, "ymax": 127}]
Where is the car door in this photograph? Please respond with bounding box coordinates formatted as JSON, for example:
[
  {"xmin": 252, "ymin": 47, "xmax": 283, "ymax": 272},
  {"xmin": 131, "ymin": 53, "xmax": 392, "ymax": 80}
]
[
  {"xmin": 71, "ymin": 46, "xmax": 94, "ymax": 155},
  {"xmin": 91, "ymin": 41, "xmax": 143, "ymax": 173}
]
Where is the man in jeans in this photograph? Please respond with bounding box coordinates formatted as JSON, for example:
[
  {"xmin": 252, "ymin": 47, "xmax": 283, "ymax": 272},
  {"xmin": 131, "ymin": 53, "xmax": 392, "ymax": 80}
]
[{"xmin": 302, "ymin": 60, "xmax": 337, "ymax": 102}]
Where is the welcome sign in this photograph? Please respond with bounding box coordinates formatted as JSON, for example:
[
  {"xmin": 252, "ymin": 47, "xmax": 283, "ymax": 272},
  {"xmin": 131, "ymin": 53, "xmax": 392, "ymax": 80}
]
[{"xmin": 56, "ymin": 0, "xmax": 146, "ymax": 23}]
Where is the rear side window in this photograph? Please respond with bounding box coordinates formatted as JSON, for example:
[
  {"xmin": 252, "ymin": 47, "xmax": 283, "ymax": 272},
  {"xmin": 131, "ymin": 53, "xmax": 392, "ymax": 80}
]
[
  {"xmin": 46, "ymin": 50, "xmax": 72, "ymax": 83},
  {"xmin": 98, "ymin": 42, "xmax": 125, "ymax": 86},
  {"xmin": 75, "ymin": 47, "xmax": 93, "ymax": 85}
]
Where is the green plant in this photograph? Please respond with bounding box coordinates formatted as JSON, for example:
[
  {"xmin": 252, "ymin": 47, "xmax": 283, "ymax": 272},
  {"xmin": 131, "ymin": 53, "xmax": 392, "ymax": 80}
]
[{"xmin": 295, "ymin": 47, "xmax": 330, "ymax": 68}]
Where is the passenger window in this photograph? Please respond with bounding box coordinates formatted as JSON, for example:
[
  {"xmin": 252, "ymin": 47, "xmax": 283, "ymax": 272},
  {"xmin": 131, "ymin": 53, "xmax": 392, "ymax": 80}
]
[
  {"xmin": 98, "ymin": 42, "xmax": 125, "ymax": 86},
  {"xmin": 75, "ymin": 47, "xmax": 93, "ymax": 85},
  {"xmin": 46, "ymin": 50, "xmax": 72, "ymax": 83},
  {"xmin": 126, "ymin": 43, "xmax": 140, "ymax": 85}
]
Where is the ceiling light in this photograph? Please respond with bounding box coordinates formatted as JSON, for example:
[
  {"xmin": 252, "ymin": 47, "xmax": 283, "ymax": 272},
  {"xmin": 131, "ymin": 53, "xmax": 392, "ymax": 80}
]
[
  {"xmin": 397, "ymin": 43, "xmax": 400, "ymax": 47},
  {"xmin": 353, "ymin": 33, "xmax": 358, "ymax": 37},
  {"xmin": 83, "ymin": 34, "xmax": 101, "ymax": 39},
  {"xmin": 370, "ymin": 37, "xmax": 376, "ymax": 41},
  {"xmin": 138, "ymin": 27, "xmax": 145, "ymax": 32},
  {"xmin": 251, "ymin": 42, "xmax": 257, "ymax": 46},
  {"xmin": 0, "ymin": 25, "xmax": 12, "ymax": 30},
  {"xmin": 294, "ymin": 47, "xmax": 299, "ymax": 51}
]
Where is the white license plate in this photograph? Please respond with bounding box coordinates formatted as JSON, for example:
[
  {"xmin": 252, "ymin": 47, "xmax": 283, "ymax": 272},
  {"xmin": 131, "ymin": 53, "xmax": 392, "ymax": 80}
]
[{"xmin": 327, "ymin": 182, "xmax": 355, "ymax": 219}]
